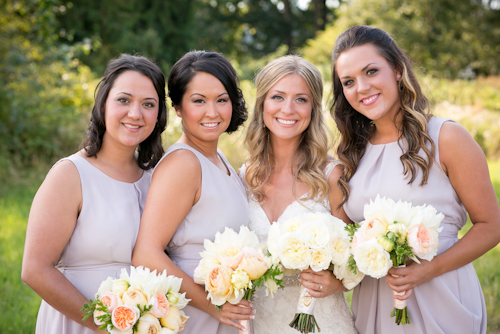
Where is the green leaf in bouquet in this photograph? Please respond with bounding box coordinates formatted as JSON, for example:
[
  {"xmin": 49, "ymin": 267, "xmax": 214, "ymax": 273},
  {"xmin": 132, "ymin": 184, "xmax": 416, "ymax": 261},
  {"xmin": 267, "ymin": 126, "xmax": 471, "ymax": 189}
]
[
  {"xmin": 348, "ymin": 255, "xmax": 357, "ymax": 274},
  {"xmin": 344, "ymin": 222, "xmax": 360, "ymax": 242},
  {"xmin": 81, "ymin": 298, "xmax": 110, "ymax": 331}
]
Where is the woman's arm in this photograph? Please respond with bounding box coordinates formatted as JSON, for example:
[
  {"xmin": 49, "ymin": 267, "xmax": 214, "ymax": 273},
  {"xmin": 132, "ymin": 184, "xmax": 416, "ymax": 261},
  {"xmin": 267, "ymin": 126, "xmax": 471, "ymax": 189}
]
[
  {"xmin": 132, "ymin": 150, "xmax": 253, "ymax": 330},
  {"xmin": 387, "ymin": 121, "xmax": 500, "ymax": 295},
  {"xmin": 21, "ymin": 161, "xmax": 104, "ymax": 333},
  {"xmin": 301, "ymin": 163, "xmax": 351, "ymax": 297}
]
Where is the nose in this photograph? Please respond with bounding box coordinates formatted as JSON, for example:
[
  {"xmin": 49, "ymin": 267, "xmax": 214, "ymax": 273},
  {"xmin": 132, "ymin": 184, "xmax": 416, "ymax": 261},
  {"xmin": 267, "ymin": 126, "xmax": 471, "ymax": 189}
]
[
  {"xmin": 357, "ymin": 77, "xmax": 371, "ymax": 94},
  {"xmin": 206, "ymin": 101, "xmax": 218, "ymax": 118},
  {"xmin": 281, "ymin": 99, "xmax": 294, "ymax": 114},
  {"xmin": 128, "ymin": 102, "xmax": 142, "ymax": 119}
]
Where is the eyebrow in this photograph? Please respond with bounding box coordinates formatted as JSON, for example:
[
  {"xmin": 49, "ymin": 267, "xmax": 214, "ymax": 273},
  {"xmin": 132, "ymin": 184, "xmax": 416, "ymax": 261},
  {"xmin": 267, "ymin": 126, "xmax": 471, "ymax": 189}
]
[
  {"xmin": 116, "ymin": 92, "xmax": 158, "ymax": 103},
  {"xmin": 271, "ymin": 90, "xmax": 310, "ymax": 96},
  {"xmin": 340, "ymin": 62, "xmax": 376, "ymax": 79},
  {"xmin": 190, "ymin": 92, "xmax": 229, "ymax": 98}
]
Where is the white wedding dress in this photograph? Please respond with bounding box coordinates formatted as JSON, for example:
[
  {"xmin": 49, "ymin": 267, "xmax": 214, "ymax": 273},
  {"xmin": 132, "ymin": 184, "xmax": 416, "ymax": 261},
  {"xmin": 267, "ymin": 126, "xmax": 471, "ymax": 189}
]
[{"xmin": 240, "ymin": 162, "xmax": 357, "ymax": 334}]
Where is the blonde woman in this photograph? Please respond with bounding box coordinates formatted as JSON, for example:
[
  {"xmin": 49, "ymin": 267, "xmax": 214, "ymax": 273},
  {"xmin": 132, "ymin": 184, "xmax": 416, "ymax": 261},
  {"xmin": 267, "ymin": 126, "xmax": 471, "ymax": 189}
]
[{"xmin": 240, "ymin": 55, "xmax": 357, "ymax": 333}]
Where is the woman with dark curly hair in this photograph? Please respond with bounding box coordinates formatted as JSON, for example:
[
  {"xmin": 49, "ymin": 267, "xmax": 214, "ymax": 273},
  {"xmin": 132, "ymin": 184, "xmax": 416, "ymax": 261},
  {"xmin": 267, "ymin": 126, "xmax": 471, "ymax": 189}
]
[
  {"xmin": 133, "ymin": 51, "xmax": 252, "ymax": 333},
  {"xmin": 22, "ymin": 54, "xmax": 167, "ymax": 333},
  {"xmin": 331, "ymin": 25, "xmax": 500, "ymax": 334}
]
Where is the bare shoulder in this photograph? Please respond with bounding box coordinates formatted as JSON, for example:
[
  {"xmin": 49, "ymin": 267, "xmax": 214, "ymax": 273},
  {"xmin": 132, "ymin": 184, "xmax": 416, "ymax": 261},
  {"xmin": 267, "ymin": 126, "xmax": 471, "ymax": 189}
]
[
  {"xmin": 41, "ymin": 159, "xmax": 81, "ymax": 197},
  {"xmin": 327, "ymin": 163, "xmax": 344, "ymax": 187},
  {"xmin": 153, "ymin": 149, "xmax": 201, "ymax": 180},
  {"xmin": 438, "ymin": 121, "xmax": 484, "ymax": 173}
]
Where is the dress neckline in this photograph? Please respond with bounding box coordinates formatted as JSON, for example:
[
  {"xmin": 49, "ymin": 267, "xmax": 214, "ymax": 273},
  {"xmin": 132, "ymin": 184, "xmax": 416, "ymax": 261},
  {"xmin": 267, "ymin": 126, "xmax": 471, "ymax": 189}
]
[
  {"xmin": 255, "ymin": 190, "xmax": 311, "ymax": 225},
  {"xmin": 174, "ymin": 143, "xmax": 232, "ymax": 177},
  {"xmin": 73, "ymin": 154, "xmax": 147, "ymax": 185}
]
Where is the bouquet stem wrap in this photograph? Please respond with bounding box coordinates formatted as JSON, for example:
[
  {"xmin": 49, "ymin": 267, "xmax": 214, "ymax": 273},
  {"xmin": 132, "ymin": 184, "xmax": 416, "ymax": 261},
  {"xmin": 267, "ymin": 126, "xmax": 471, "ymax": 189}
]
[
  {"xmin": 390, "ymin": 264, "xmax": 410, "ymax": 325},
  {"xmin": 239, "ymin": 319, "xmax": 253, "ymax": 334},
  {"xmin": 289, "ymin": 285, "xmax": 320, "ymax": 333}
]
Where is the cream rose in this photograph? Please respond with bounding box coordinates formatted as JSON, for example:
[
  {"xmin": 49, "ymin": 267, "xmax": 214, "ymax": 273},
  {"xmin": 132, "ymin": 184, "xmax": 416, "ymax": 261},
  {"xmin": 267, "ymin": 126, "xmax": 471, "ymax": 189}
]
[
  {"xmin": 148, "ymin": 292, "xmax": 170, "ymax": 318},
  {"xmin": 363, "ymin": 218, "xmax": 388, "ymax": 240},
  {"xmin": 237, "ymin": 254, "xmax": 268, "ymax": 280},
  {"xmin": 112, "ymin": 279, "xmax": 130, "ymax": 298},
  {"xmin": 160, "ymin": 306, "xmax": 188, "ymax": 333},
  {"xmin": 299, "ymin": 220, "xmax": 330, "ymax": 249},
  {"xmin": 136, "ymin": 313, "xmax": 162, "ymax": 334},
  {"xmin": 122, "ymin": 288, "xmax": 148, "ymax": 309},
  {"xmin": 408, "ymin": 223, "xmax": 439, "ymax": 261},
  {"xmin": 205, "ymin": 266, "xmax": 234, "ymax": 306},
  {"xmin": 219, "ymin": 246, "xmax": 244, "ymax": 269},
  {"xmin": 111, "ymin": 304, "xmax": 140, "ymax": 331},
  {"xmin": 388, "ymin": 223, "xmax": 409, "ymax": 244},
  {"xmin": 166, "ymin": 291, "xmax": 180, "ymax": 305},
  {"xmin": 353, "ymin": 238, "xmax": 393, "ymax": 279}
]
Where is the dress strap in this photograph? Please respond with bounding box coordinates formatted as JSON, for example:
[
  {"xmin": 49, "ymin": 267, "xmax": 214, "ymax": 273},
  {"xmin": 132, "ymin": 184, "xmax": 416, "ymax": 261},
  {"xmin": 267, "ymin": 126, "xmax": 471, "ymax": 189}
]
[{"xmin": 323, "ymin": 160, "xmax": 342, "ymax": 179}]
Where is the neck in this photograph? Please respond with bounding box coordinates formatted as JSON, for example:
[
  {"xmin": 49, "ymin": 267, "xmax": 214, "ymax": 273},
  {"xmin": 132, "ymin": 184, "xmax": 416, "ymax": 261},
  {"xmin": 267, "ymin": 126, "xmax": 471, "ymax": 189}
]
[
  {"xmin": 269, "ymin": 135, "xmax": 301, "ymax": 173},
  {"xmin": 371, "ymin": 110, "xmax": 403, "ymax": 144},
  {"xmin": 178, "ymin": 133, "xmax": 219, "ymax": 159},
  {"xmin": 97, "ymin": 137, "xmax": 138, "ymax": 168}
]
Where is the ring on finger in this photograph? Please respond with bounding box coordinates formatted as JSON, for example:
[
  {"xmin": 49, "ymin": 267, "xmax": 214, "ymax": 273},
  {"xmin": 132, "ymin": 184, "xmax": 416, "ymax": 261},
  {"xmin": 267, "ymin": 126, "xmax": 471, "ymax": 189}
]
[{"xmin": 318, "ymin": 283, "xmax": 323, "ymax": 291}]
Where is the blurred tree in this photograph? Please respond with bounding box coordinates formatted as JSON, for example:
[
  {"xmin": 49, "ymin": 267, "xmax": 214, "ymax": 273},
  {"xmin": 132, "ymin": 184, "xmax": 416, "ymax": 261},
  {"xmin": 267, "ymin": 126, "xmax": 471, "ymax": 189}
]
[
  {"xmin": 0, "ymin": 0, "xmax": 94, "ymax": 173},
  {"xmin": 56, "ymin": 0, "xmax": 198, "ymax": 74},
  {"xmin": 302, "ymin": 0, "xmax": 500, "ymax": 78}
]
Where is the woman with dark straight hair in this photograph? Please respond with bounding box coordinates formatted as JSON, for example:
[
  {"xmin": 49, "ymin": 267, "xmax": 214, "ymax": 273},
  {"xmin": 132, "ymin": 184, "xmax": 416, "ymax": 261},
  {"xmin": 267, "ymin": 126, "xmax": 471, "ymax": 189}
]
[
  {"xmin": 22, "ymin": 54, "xmax": 167, "ymax": 333},
  {"xmin": 133, "ymin": 51, "xmax": 252, "ymax": 334},
  {"xmin": 331, "ymin": 25, "xmax": 500, "ymax": 334}
]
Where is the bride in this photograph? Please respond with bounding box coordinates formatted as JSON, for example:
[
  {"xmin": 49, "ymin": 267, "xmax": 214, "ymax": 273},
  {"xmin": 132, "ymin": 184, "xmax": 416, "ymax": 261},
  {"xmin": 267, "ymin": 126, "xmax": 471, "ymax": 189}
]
[{"xmin": 240, "ymin": 55, "xmax": 357, "ymax": 333}]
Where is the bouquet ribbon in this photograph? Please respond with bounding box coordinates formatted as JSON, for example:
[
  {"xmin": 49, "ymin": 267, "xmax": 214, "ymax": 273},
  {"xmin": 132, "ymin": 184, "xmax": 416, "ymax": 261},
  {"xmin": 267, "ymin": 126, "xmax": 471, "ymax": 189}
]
[
  {"xmin": 296, "ymin": 286, "xmax": 316, "ymax": 315},
  {"xmin": 390, "ymin": 264, "xmax": 406, "ymax": 310}
]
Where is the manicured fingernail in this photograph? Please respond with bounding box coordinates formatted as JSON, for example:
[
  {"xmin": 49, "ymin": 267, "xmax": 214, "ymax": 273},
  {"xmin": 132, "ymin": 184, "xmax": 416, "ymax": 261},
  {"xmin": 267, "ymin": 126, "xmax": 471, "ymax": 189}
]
[
  {"xmin": 252, "ymin": 309, "xmax": 256, "ymax": 314},
  {"xmin": 251, "ymin": 315, "xmax": 255, "ymax": 319}
]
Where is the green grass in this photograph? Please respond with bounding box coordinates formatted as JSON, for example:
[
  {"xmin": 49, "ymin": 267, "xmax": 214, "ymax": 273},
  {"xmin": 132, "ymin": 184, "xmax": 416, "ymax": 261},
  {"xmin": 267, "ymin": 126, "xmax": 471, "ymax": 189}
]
[{"xmin": 1, "ymin": 161, "xmax": 499, "ymax": 332}]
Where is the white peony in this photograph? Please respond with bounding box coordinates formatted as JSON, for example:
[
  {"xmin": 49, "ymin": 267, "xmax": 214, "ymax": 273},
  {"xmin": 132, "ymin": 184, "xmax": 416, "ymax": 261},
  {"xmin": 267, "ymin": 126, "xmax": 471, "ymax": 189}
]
[
  {"xmin": 95, "ymin": 276, "xmax": 114, "ymax": 298},
  {"xmin": 309, "ymin": 247, "xmax": 331, "ymax": 272},
  {"xmin": 330, "ymin": 237, "xmax": 351, "ymax": 267},
  {"xmin": 298, "ymin": 220, "xmax": 330, "ymax": 249},
  {"xmin": 353, "ymin": 238, "xmax": 393, "ymax": 279},
  {"xmin": 333, "ymin": 262, "xmax": 365, "ymax": 290},
  {"xmin": 277, "ymin": 233, "xmax": 311, "ymax": 270}
]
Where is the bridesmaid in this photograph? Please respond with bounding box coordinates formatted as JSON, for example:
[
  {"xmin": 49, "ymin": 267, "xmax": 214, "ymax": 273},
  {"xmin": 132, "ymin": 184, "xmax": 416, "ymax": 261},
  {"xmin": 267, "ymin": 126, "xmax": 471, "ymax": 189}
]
[
  {"xmin": 330, "ymin": 25, "xmax": 500, "ymax": 334},
  {"xmin": 22, "ymin": 54, "xmax": 167, "ymax": 333},
  {"xmin": 132, "ymin": 51, "xmax": 252, "ymax": 333}
]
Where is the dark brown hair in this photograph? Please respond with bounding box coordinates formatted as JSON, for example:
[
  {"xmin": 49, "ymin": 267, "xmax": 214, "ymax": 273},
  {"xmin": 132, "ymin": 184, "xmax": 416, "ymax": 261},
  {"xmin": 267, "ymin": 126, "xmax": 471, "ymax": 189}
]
[
  {"xmin": 80, "ymin": 54, "xmax": 167, "ymax": 170},
  {"xmin": 168, "ymin": 51, "xmax": 247, "ymax": 134}
]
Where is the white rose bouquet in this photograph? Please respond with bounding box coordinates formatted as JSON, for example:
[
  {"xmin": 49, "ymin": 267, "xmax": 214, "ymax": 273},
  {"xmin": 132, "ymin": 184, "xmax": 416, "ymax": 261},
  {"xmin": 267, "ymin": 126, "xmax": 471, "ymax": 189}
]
[
  {"xmin": 267, "ymin": 212, "xmax": 356, "ymax": 334},
  {"xmin": 346, "ymin": 195, "xmax": 444, "ymax": 325},
  {"xmin": 193, "ymin": 225, "xmax": 284, "ymax": 334},
  {"xmin": 82, "ymin": 266, "xmax": 190, "ymax": 334}
]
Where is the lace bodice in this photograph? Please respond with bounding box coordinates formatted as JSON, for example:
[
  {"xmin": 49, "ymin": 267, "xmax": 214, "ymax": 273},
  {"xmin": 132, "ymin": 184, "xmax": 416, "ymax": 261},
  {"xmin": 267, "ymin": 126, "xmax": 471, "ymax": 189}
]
[{"xmin": 240, "ymin": 161, "xmax": 357, "ymax": 334}]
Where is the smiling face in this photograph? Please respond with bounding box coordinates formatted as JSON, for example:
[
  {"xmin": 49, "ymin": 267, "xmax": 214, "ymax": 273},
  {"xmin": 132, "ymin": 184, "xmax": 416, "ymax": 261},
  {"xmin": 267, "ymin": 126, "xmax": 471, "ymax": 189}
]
[
  {"xmin": 103, "ymin": 70, "xmax": 159, "ymax": 150},
  {"xmin": 263, "ymin": 73, "xmax": 313, "ymax": 144},
  {"xmin": 336, "ymin": 44, "xmax": 401, "ymax": 124},
  {"xmin": 176, "ymin": 71, "xmax": 232, "ymax": 143}
]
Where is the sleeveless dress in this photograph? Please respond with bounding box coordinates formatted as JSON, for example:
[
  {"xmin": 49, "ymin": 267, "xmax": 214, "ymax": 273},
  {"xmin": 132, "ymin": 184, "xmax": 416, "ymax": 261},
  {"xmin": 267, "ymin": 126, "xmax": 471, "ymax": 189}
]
[
  {"xmin": 160, "ymin": 143, "xmax": 249, "ymax": 334},
  {"xmin": 35, "ymin": 154, "xmax": 151, "ymax": 333},
  {"xmin": 240, "ymin": 161, "xmax": 358, "ymax": 334},
  {"xmin": 345, "ymin": 117, "xmax": 487, "ymax": 334}
]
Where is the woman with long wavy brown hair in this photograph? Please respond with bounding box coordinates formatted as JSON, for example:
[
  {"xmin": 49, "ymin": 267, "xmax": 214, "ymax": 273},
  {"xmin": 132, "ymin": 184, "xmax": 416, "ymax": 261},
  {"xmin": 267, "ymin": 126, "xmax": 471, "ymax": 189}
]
[
  {"xmin": 241, "ymin": 55, "xmax": 357, "ymax": 333},
  {"xmin": 331, "ymin": 25, "xmax": 500, "ymax": 334}
]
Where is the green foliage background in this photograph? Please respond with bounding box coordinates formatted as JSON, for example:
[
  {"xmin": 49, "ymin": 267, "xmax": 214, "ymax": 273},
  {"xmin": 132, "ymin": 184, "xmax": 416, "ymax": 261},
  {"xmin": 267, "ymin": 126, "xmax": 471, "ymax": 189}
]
[{"xmin": 1, "ymin": 0, "xmax": 500, "ymax": 332}]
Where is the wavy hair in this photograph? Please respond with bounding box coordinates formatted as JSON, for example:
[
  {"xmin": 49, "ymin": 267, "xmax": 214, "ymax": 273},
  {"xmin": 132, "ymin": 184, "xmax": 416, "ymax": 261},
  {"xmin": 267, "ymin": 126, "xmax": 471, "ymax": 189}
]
[
  {"xmin": 168, "ymin": 51, "xmax": 247, "ymax": 134},
  {"xmin": 245, "ymin": 55, "xmax": 330, "ymax": 203},
  {"xmin": 80, "ymin": 54, "xmax": 167, "ymax": 170},
  {"xmin": 331, "ymin": 26, "xmax": 434, "ymax": 205}
]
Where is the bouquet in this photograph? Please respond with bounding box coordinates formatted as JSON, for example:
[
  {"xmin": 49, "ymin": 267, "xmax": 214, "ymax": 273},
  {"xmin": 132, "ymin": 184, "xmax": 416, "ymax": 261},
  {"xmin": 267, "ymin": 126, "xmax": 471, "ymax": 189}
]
[
  {"xmin": 193, "ymin": 225, "xmax": 284, "ymax": 334},
  {"xmin": 267, "ymin": 212, "xmax": 361, "ymax": 333},
  {"xmin": 82, "ymin": 266, "xmax": 190, "ymax": 334},
  {"xmin": 347, "ymin": 195, "xmax": 444, "ymax": 325}
]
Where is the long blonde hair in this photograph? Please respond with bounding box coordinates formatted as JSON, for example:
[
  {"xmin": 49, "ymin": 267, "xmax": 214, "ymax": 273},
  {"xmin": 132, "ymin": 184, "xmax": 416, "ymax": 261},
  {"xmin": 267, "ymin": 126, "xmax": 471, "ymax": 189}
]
[{"xmin": 244, "ymin": 55, "xmax": 330, "ymax": 203}]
